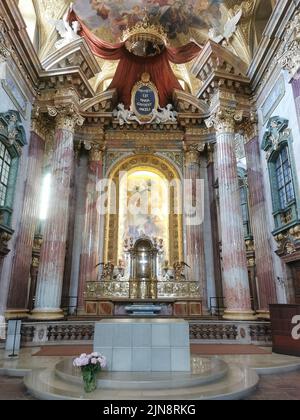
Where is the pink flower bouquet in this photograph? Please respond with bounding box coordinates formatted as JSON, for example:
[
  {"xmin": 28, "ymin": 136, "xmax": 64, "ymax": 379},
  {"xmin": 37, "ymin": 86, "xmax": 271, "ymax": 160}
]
[{"xmin": 73, "ymin": 352, "xmax": 107, "ymax": 393}]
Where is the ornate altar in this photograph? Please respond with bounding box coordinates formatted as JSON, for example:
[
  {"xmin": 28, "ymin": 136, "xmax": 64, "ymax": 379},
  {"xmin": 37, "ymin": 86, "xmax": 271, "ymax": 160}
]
[{"xmin": 84, "ymin": 237, "xmax": 203, "ymax": 318}]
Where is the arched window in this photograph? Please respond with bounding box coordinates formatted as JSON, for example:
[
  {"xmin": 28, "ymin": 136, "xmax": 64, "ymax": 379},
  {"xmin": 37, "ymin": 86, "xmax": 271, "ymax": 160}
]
[
  {"xmin": 0, "ymin": 111, "xmax": 26, "ymax": 228},
  {"xmin": 275, "ymin": 145, "xmax": 295, "ymax": 210},
  {"xmin": 0, "ymin": 143, "xmax": 12, "ymax": 206},
  {"xmin": 262, "ymin": 117, "xmax": 299, "ymax": 231}
]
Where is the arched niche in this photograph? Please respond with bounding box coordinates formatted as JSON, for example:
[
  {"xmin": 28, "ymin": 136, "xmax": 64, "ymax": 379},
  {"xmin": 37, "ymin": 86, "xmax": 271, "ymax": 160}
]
[{"xmin": 104, "ymin": 154, "xmax": 183, "ymax": 266}]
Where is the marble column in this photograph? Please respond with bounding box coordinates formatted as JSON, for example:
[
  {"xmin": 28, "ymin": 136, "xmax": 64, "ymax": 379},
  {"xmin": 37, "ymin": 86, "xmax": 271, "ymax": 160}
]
[
  {"xmin": 184, "ymin": 145, "xmax": 207, "ymax": 312},
  {"xmin": 6, "ymin": 129, "xmax": 45, "ymax": 318},
  {"xmin": 244, "ymin": 130, "xmax": 278, "ymax": 318},
  {"xmin": 77, "ymin": 144, "xmax": 104, "ymax": 312},
  {"xmin": 31, "ymin": 105, "xmax": 84, "ymax": 320},
  {"xmin": 206, "ymin": 109, "xmax": 255, "ymax": 320}
]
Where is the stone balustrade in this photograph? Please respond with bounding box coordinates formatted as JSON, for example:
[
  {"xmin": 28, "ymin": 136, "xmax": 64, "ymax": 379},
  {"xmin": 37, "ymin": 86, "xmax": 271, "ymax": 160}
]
[{"xmin": 19, "ymin": 320, "xmax": 272, "ymax": 347}]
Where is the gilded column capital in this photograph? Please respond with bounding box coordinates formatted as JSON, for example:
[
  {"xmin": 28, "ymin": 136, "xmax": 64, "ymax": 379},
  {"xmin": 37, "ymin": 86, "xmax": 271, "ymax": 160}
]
[
  {"xmin": 184, "ymin": 143, "xmax": 204, "ymax": 166},
  {"xmin": 31, "ymin": 106, "xmax": 48, "ymax": 139},
  {"xmin": 47, "ymin": 104, "xmax": 85, "ymax": 133},
  {"xmin": 205, "ymin": 108, "xmax": 243, "ymax": 134},
  {"xmin": 89, "ymin": 143, "xmax": 105, "ymax": 162},
  {"xmin": 278, "ymin": 11, "xmax": 300, "ymax": 80},
  {"xmin": 241, "ymin": 112, "xmax": 258, "ymax": 143}
]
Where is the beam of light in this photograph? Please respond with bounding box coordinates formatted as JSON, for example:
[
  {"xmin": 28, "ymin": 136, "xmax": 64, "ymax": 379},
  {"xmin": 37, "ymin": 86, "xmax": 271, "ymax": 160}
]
[{"xmin": 39, "ymin": 173, "xmax": 51, "ymax": 221}]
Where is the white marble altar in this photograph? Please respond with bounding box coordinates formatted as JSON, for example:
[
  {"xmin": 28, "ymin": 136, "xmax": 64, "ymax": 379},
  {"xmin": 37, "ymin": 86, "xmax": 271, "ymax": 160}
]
[{"xmin": 93, "ymin": 319, "xmax": 191, "ymax": 372}]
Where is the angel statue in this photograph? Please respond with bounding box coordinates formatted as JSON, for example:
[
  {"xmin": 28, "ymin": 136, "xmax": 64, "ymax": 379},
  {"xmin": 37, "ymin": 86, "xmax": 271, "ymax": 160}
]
[
  {"xmin": 50, "ymin": 3, "xmax": 81, "ymax": 50},
  {"xmin": 208, "ymin": 9, "xmax": 242, "ymax": 45},
  {"xmin": 155, "ymin": 104, "xmax": 178, "ymax": 124}
]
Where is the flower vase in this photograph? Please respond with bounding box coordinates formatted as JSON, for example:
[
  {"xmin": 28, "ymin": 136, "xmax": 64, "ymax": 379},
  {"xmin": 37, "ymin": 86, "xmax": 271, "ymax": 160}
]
[{"xmin": 82, "ymin": 367, "xmax": 99, "ymax": 393}]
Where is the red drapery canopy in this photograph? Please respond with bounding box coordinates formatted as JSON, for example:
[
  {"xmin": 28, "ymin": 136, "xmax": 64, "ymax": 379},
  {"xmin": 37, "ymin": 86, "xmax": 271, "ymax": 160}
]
[{"xmin": 68, "ymin": 10, "xmax": 202, "ymax": 108}]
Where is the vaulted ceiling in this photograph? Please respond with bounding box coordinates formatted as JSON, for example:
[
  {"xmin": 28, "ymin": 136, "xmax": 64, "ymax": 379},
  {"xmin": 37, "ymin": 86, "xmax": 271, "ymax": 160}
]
[{"xmin": 18, "ymin": 0, "xmax": 276, "ymax": 95}]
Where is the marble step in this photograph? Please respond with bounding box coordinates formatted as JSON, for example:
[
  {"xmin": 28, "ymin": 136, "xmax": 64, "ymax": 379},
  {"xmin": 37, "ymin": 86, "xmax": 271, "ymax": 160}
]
[
  {"xmin": 54, "ymin": 357, "xmax": 229, "ymax": 390},
  {"xmin": 24, "ymin": 363, "xmax": 259, "ymax": 401}
]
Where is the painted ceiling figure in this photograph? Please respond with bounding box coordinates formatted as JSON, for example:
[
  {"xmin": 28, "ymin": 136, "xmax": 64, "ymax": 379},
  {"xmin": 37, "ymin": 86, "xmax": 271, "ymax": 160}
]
[{"xmin": 68, "ymin": 7, "xmax": 202, "ymax": 108}]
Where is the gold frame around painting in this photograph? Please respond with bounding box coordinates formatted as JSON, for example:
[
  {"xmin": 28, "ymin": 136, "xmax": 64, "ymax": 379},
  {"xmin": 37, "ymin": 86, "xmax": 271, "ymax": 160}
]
[
  {"xmin": 104, "ymin": 154, "xmax": 183, "ymax": 266},
  {"xmin": 131, "ymin": 73, "xmax": 159, "ymax": 122}
]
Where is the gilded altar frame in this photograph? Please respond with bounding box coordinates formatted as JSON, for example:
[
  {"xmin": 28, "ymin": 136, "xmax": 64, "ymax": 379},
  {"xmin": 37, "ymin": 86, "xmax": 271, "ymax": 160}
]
[{"xmin": 104, "ymin": 154, "xmax": 183, "ymax": 265}]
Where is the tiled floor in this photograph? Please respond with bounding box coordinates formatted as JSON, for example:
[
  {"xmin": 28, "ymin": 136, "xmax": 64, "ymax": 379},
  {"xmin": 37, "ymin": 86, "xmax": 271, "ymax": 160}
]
[
  {"xmin": 0, "ymin": 375, "xmax": 35, "ymax": 400},
  {"xmin": 1, "ymin": 371, "xmax": 300, "ymax": 400},
  {"xmin": 246, "ymin": 370, "xmax": 300, "ymax": 400}
]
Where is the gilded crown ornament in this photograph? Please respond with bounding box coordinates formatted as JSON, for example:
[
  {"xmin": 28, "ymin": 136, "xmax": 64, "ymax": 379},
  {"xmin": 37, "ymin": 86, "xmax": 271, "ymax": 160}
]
[{"xmin": 121, "ymin": 14, "xmax": 168, "ymax": 49}]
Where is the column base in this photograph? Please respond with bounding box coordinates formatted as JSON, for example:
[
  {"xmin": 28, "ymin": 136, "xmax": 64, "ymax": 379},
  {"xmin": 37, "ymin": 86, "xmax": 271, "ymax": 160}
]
[
  {"xmin": 256, "ymin": 310, "xmax": 270, "ymax": 320},
  {"xmin": 75, "ymin": 307, "xmax": 87, "ymax": 317},
  {"xmin": 223, "ymin": 310, "xmax": 256, "ymax": 321},
  {"xmin": 30, "ymin": 308, "xmax": 65, "ymax": 321},
  {"xmin": 5, "ymin": 309, "xmax": 30, "ymax": 320}
]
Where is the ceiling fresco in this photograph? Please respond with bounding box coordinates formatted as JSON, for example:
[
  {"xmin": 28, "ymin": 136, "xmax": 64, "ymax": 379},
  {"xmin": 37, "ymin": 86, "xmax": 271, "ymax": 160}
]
[{"xmin": 73, "ymin": 0, "xmax": 226, "ymax": 43}]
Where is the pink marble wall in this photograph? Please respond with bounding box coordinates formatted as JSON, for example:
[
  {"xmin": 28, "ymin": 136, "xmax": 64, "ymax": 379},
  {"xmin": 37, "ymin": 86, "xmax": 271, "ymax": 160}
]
[
  {"xmin": 184, "ymin": 160, "xmax": 207, "ymax": 311},
  {"xmin": 34, "ymin": 128, "xmax": 74, "ymax": 311},
  {"xmin": 77, "ymin": 155, "xmax": 103, "ymax": 310},
  {"xmin": 7, "ymin": 131, "xmax": 45, "ymax": 311},
  {"xmin": 217, "ymin": 133, "xmax": 253, "ymax": 313},
  {"xmin": 245, "ymin": 136, "xmax": 277, "ymax": 311}
]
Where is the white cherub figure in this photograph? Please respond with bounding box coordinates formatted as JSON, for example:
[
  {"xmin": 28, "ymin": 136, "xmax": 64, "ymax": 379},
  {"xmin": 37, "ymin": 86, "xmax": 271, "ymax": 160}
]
[
  {"xmin": 50, "ymin": 3, "xmax": 81, "ymax": 50},
  {"xmin": 113, "ymin": 104, "xmax": 138, "ymax": 125}
]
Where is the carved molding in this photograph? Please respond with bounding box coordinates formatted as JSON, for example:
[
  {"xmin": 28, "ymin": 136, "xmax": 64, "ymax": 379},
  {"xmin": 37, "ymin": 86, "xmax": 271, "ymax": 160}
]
[
  {"xmin": 0, "ymin": 111, "xmax": 27, "ymax": 155},
  {"xmin": 205, "ymin": 107, "xmax": 243, "ymax": 133},
  {"xmin": 0, "ymin": 228, "xmax": 13, "ymax": 258},
  {"xmin": 277, "ymin": 11, "xmax": 300, "ymax": 80},
  {"xmin": 0, "ymin": 17, "xmax": 13, "ymax": 63},
  {"xmin": 261, "ymin": 117, "xmax": 290, "ymax": 160},
  {"xmin": 275, "ymin": 224, "xmax": 300, "ymax": 259}
]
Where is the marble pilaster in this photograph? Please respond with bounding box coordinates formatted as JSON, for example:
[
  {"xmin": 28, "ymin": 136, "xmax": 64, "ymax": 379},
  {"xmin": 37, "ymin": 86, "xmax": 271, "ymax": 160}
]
[
  {"xmin": 31, "ymin": 104, "xmax": 84, "ymax": 320},
  {"xmin": 184, "ymin": 145, "xmax": 207, "ymax": 312},
  {"xmin": 6, "ymin": 130, "xmax": 45, "ymax": 319},
  {"xmin": 77, "ymin": 144, "xmax": 104, "ymax": 312},
  {"xmin": 244, "ymin": 125, "xmax": 278, "ymax": 318},
  {"xmin": 207, "ymin": 146, "xmax": 223, "ymax": 300},
  {"xmin": 291, "ymin": 71, "xmax": 300, "ymax": 130},
  {"xmin": 206, "ymin": 109, "xmax": 255, "ymax": 320}
]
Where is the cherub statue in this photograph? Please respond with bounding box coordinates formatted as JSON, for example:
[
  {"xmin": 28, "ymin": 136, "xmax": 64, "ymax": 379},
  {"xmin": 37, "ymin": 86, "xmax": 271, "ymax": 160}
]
[
  {"xmin": 113, "ymin": 104, "xmax": 141, "ymax": 125},
  {"xmin": 158, "ymin": 104, "xmax": 178, "ymax": 123},
  {"xmin": 50, "ymin": 3, "xmax": 81, "ymax": 50}
]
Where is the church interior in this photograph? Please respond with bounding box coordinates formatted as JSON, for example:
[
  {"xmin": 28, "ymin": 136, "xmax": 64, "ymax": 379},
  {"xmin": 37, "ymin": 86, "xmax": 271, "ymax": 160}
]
[{"xmin": 0, "ymin": 0, "xmax": 300, "ymax": 401}]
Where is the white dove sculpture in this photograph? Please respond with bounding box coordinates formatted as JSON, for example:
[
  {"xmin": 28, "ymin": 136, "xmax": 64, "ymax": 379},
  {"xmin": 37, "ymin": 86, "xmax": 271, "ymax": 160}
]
[
  {"xmin": 49, "ymin": 3, "xmax": 81, "ymax": 50},
  {"xmin": 208, "ymin": 9, "xmax": 242, "ymax": 45}
]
